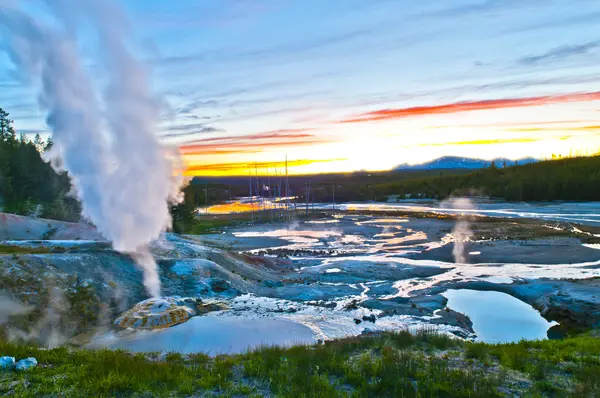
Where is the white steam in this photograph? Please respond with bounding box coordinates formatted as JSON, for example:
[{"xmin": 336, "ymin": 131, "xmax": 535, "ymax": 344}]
[
  {"xmin": 441, "ymin": 197, "xmax": 475, "ymax": 264},
  {"xmin": 0, "ymin": 0, "xmax": 179, "ymax": 297}
]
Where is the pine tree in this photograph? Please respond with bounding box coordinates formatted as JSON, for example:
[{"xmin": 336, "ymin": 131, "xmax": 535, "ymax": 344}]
[
  {"xmin": 34, "ymin": 133, "xmax": 44, "ymax": 152},
  {"xmin": 0, "ymin": 106, "xmax": 80, "ymax": 220}
]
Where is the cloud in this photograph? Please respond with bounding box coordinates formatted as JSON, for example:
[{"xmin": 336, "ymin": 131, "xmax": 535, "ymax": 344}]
[
  {"xmin": 1, "ymin": 101, "xmax": 37, "ymax": 111},
  {"xmin": 423, "ymin": 119, "xmax": 593, "ymax": 130},
  {"xmin": 416, "ymin": 137, "xmax": 540, "ymax": 147},
  {"xmin": 138, "ymin": 0, "xmax": 281, "ymax": 30},
  {"xmin": 175, "ymin": 100, "xmax": 221, "ymax": 115},
  {"xmin": 339, "ymin": 91, "xmax": 600, "ymax": 123},
  {"xmin": 182, "ymin": 128, "xmax": 316, "ymax": 144},
  {"xmin": 423, "ymin": 0, "xmax": 514, "ymax": 17},
  {"xmin": 180, "ymin": 139, "xmax": 320, "ymax": 155},
  {"xmin": 158, "ymin": 29, "xmax": 374, "ymax": 68},
  {"xmin": 303, "ymin": 72, "xmax": 600, "ymax": 123},
  {"xmin": 184, "ymin": 158, "xmax": 344, "ymax": 176},
  {"xmin": 519, "ymin": 41, "xmax": 600, "ymax": 65},
  {"xmin": 227, "ymin": 89, "xmax": 332, "ymax": 108},
  {"xmin": 510, "ymin": 10, "xmax": 600, "ymax": 33},
  {"xmin": 167, "ymin": 123, "xmax": 214, "ymax": 132},
  {"xmin": 508, "ymin": 125, "xmax": 600, "ymax": 133},
  {"xmin": 179, "ymin": 128, "xmax": 331, "ymax": 156},
  {"xmin": 161, "ymin": 125, "xmax": 226, "ymax": 139}
]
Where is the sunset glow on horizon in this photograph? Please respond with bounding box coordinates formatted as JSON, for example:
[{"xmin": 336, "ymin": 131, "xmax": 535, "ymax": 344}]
[{"xmin": 178, "ymin": 93, "xmax": 600, "ymax": 176}]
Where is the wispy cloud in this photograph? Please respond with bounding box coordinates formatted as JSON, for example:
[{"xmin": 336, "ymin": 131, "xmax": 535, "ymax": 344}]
[
  {"xmin": 184, "ymin": 158, "xmax": 344, "ymax": 176},
  {"xmin": 340, "ymin": 91, "xmax": 600, "ymax": 123},
  {"xmin": 179, "ymin": 128, "xmax": 330, "ymax": 156},
  {"xmin": 167, "ymin": 123, "xmax": 216, "ymax": 132},
  {"xmin": 423, "ymin": 120, "xmax": 590, "ymax": 130},
  {"xmin": 158, "ymin": 29, "xmax": 373, "ymax": 68},
  {"xmin": 519, "ymin": 41, "xmax": 600, "ymax": 65},
  {"xmin": 161, "ymin": 125, "xmax": 225, "ymax": 139},
  {"xmin": 417, "ymin": 137, "xmax": 540, "ymax": 147},
  {"xmin": 508, "ymin": 125, "xmax": 600, "ymax": 133},
  {"xmin": 139, "ymin": 0, "xmax": 282, "ymax": 30},
  {"xmin": 182, "ymin": 128, "xmax": 316, "ymax": 145},
  {"xmin": 510, "ymin": 10, "xmax": 600, "ymax": 33},
  {"xmin": 175, "ymin": 99, "xmax": 221, "ymax": 115},
  {"xmin": 424, "ymin": 0, "xmax": 515, "ymax": 18}
]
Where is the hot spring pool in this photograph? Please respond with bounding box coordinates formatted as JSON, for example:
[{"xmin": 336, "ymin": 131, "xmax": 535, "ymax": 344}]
[
  {"xmin": 89, "ymin": 315, "xmax": 316, "ymax": 355},
  {"xmin": 443, "ymin": 289, "xmax": 557, "ymax": 343}
]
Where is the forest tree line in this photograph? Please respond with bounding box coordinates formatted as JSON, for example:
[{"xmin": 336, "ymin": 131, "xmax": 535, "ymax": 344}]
[
  {"xmin": 0, "ymin": 108, "xmax": 81, "ymax": 221},
  {"xmin": 373, "ymin": 156, "xmax": 600, "ymax": 201}
]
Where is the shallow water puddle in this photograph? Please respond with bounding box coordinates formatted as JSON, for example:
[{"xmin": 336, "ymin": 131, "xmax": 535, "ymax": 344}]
[
  {"xmin": 90, "ymin": 316, "xmax": 315, "ymax": 355},
  {"xmin": 443, "ymin": 289, "xmax": 556, "ymax": 343}
]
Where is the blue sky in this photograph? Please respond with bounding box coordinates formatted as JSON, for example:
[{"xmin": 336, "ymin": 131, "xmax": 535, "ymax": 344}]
[{"xmin": 2, "ymin": 0, "xmax": 600, "ymax": 175}]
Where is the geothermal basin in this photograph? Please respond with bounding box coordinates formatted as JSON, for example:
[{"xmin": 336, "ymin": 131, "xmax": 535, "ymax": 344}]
[{"xmin": 39, "ymin": 201, "xmax": 599, "ymax": 354}]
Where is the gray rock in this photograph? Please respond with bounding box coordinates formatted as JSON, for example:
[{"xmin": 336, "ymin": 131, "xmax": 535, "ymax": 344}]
[
  {"xmin": 262, "ymin": 280, "xmax": 284, "ymax": 288},
  {"xmin": 362, "ymin": 314, "xmax": 377, "ymax": 323},
  {"xmin": 361, "ymin": 328, "xmax": 383, "ymax": 337},
  {"xmin": 361, "ymin": 297, "xmax": 423, "ymax": 317},
  {"xmin": 409, "ymin": 294, "xmax": 448, "ymax": 311},
  {"xmin": 431, "ymin": 309, "xmax": 474, "ymax": 333}
]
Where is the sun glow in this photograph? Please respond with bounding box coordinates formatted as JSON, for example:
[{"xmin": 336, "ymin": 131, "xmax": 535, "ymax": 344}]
[{"xmin": 177, "ymin": 95, "xmax": 600, "ymax": 176}]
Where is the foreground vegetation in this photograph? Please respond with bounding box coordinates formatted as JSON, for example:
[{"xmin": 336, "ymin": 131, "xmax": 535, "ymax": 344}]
[{"xmin": 0, "ymin": 330, "xmax": 598, "ymax": 397}]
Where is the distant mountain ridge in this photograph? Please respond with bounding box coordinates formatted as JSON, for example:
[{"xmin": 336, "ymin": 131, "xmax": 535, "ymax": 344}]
[{"xmin": 395, "ymin": 156, "xmax": 538, "ymax": 170}]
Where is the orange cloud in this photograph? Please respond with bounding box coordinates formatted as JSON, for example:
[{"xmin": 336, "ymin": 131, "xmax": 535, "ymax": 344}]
[
  {"xmin": 182, "ymin": 128, "xmax": 316, "ymax": 145},
  {"xmin": 179, "ymin": 128, "xmax": 332, "ymax": 156},
  {"xmin": 340, "ymin": 91, "xmax": 600, "ymax": 123},
  {"xmin": 184, "ymin": 158, "xmax": 344, "ymax": 176},
  {"xmin": 180, "ymin": 140, "xmax": 322, "ymax": 155}
]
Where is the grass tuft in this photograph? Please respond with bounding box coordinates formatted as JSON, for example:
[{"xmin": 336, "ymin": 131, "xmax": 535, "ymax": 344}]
[{"xmin": 0, "ymin": 331, "xmax": 597, "ymax": 396}]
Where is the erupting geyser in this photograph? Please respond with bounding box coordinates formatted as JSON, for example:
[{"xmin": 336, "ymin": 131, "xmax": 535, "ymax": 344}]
[{"xmin": 0, "ymin": 0, "xmax": 180, "ymax": 297}]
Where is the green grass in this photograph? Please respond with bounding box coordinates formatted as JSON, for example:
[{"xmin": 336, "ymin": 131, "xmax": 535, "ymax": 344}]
[
  {"xmin": 0, "ymin": 330, "xmax": 598, "ymax": 397},
  {"xmin": 464, "ymin": 342, "xmax": 489, "ymax": 360},
  {"xmin": 0, "ymin": 245, "xmax": 65, "ymax": 255},
  {"xmin": 186, "ymin": 218, "xmax": 236, "ymax": 234}
]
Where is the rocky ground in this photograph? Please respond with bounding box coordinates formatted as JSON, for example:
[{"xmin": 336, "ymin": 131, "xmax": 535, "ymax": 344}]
[{"xmin": 1, "ymin": 209, "xmax": 599, "ymax": 351}]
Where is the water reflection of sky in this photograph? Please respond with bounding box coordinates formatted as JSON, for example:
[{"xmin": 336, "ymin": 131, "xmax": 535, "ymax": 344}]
[
  {"xmin": 443, "ymin": 290, "xmax": 556, "ymax": 343},
  {"xmin": 204, "ymin": 199, "xmax": 600, "ymax": 226},
  {"xmin": 341, "ymin": 202, "xmax": 600, "ymax": 226}
]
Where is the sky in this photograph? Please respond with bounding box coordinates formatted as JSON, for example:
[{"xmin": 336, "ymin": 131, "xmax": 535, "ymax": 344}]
[{"xmin": 2, "ymin": 0, "xmax": 600, "ymax": 176}]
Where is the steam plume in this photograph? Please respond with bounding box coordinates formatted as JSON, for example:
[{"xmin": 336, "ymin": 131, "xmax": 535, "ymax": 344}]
[
  {"xmin": 0, "ymin": 0, "xmax": 178, "ymax": 297},
  {"xmin": 441, "ymin": 197, "xmax": 474, "ymax": 264}
]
